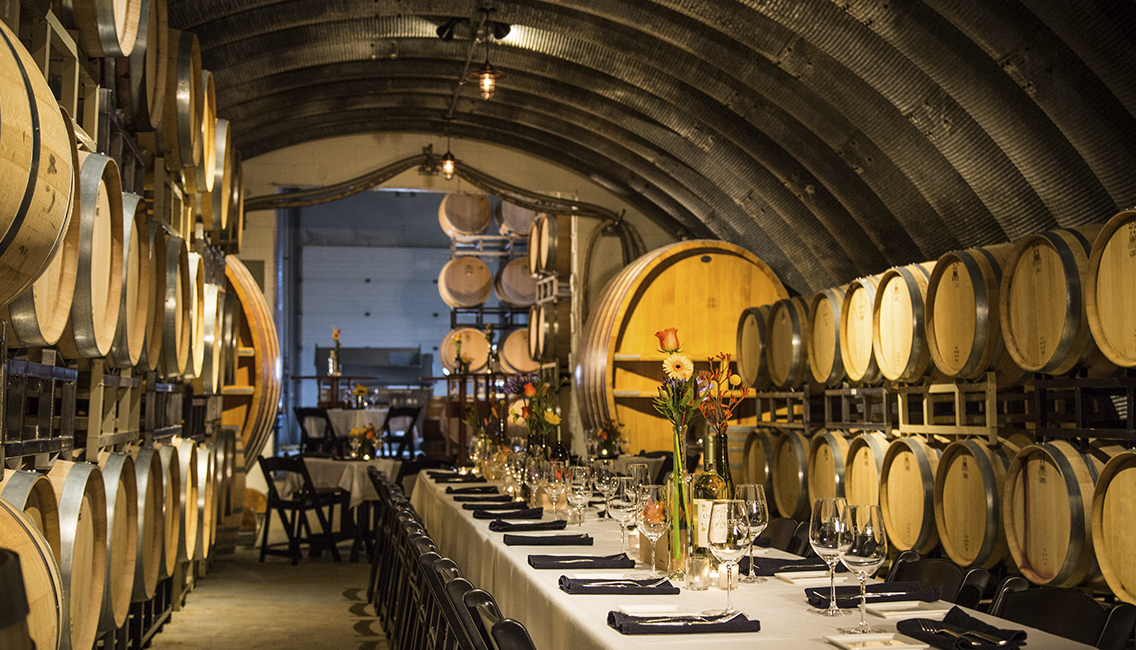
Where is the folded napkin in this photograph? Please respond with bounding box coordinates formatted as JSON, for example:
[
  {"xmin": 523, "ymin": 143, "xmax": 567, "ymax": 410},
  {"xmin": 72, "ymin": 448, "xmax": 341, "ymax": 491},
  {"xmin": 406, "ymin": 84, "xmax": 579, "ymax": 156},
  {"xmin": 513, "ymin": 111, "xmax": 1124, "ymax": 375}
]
[
  {"xmin": 606, "ymin": 611, "xmax": 761, "ymax": 635},
  {"xmin": 897, "ymin": 607, "xmax": 1027, "ymax": 650},
  {"xmin": 472, "ymin": 507, "xmax": 543, "ymax": 520},
  {"xmin": 445, "ymin": 486, "xmax": 498, "ymax": 495},
  {"xmin": 504, "ymin": 533, "xmax": 593, "ymax": 546},
  {"xmin": 528, "ymin": 553, "xmax": 636, "ymax": 570},
  {"xmin": 744, "ymin": 556, "xmax": 848, "ymax": 577},
  {"xmin": 461, "ymin": 502, "xmax": 533, "ymax": 511},
  {"xmin": 427, "ymin": 471, "xmax": 460, "ymax": 478},
  {"xmin": 452, "ymin": 495, "xmax": 513, "ymax": 503},
  {"xmin": 805, "ymin": 581, "xmax": 940, "ymax": 609},
  {"xmin": 559, "ymin": 576, "xmax": 680, "ymax": 595},
  {"xmin": 433, "ymin": 475, "xmax": 487, "ymax": 484},
  {"xmin": 488, "ymin": 519, "xmax": 567, "ymax": 532}
]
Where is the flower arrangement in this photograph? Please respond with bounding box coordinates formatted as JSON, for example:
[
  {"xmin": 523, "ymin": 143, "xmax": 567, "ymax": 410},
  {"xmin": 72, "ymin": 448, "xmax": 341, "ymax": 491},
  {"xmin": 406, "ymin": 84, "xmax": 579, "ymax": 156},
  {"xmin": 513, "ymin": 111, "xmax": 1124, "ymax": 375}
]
[
  {"xmin": 453, "ymin": 333, "xmax": 472, "ymax": 374},
  {"xmin": 597, "ymin": 418, "xmax": 623, "ymax": 457},
  {"xmin": 485, "ymin": 324, "xmax": 499, "ymax": 372},
  {"xmin": 504, "ymin": 372, "xmax": 563, "ymax": 452},
  {"xmin": 697, "ymin": 353, "xmax": 748, "ymax": 436},
  {"xmin": 349, "ymin": 423, "xmax": 378, "ymax": 458},
  {"xmin": 329, "ymin": 327, "xmax": 342, "ymax": 376},
  {"xmin": 352, "ymin": 384, "xmax": 368, "ymax": 398}
]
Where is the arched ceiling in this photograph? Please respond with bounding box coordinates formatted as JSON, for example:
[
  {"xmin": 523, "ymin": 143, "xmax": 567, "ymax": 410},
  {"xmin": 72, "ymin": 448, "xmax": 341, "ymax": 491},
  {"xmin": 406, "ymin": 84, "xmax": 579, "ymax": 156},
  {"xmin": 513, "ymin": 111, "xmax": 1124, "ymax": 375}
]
[{"xmin": 168, "ymin": 0, "xmax": 1136, "ymax": 294}]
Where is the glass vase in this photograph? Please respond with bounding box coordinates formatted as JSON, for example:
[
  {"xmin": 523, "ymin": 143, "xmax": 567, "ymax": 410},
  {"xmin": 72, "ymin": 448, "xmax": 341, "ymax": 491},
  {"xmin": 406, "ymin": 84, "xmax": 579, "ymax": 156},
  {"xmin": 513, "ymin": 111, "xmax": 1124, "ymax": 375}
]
[{"xmin": 666, "ymin": 422, "xmax": 693, "ymax": 580}]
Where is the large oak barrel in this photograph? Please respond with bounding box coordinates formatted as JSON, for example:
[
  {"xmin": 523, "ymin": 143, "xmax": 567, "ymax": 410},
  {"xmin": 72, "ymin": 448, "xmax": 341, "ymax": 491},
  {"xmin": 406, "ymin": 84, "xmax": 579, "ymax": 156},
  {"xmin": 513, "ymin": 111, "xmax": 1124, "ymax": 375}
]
[
  {"xmin": 160, "ymin": 30, "xmax": 203, "ymax": 173},
  {"xmin": 129, "ymin": 447, "xmax": 164, "ymax": 601},
  {"xmin": 440, "ymin": 328, "xmax": 489, "ymax": 374},
  {"xmin": 182, "ymin": 69, "xmax": 216, "ymax": 195},
  {"xmin": 873, "ymin": 262, "xmax": 936, "ymax": 383},
  {"xmin": 577, "ymin": 241, "xmax": 787, "ymax": 451},
  {"xmin": 1000, "ymin": 226, "xmax": 1108, "ymax": 375},
  {"xmin": 495, "ymin": 257, "xmax": 537, "ymax": 306},
  {"xmin": 1087, "ymin": 211, "xmax": 1136, "ymax": 368},
  {"xmin": 155, "ymin": 443, "xmax": 181, "ymax": 577},
  {"xmin": 843, "ymin": 431, "xmax": 889, "ymax": 507},
  {"xmin": 879, "ymin": 436, "xmax": 940, "ymax": 553},
  {"xmin": 116, "ymin": 0, "xmax": 167, "ymax": 132},
  {"xmin": 0, "ymin": 497, "xmax": 64, "ymax": 650},
  {"xmin": 438, "ymin": 193, "xmax": 493, "ymax": 237},
  {"xmin": 772, "ymin": 431, "xmax": 810, "ymax": 521},
  {"xmin": 736, "ymin": 306, "xmax": 771, "ymax": 390},
  {"xmin": 740, "ymin": 428, "xmax": 777, "ymax": 505},
  {"xmin": 221, "ymin": 161, "xmax": 245, "ymax": 254},
  {"xmin": 807, "ymin": 287, "xmax": 846, "ymax": 387},
  {"xmin": 0, "ymin": 547, "xmax": 35, "ymax": 650},
  {"xmin": 209, "ymin": 119, "xmax": 233, "ymax": 236},
  {"xmin": 533, "ymin": 213, "xmax": 572, "ymax": 278},
  {"xmin": 0, "ymin": 24, "xmax": 76, "ymax": 309},
  {"xmin": 194, "ymin": 443, "xmax": 216, "ymax": 560},
  {"xmin": 71, "ymin": 0, "xmax": 141, "ymax": 57},
  {"xmin": 184, "ymin": 252, "xmax": 206, "ymax": 380},
  {"xmin": 47, "ymin": 460, "xmax": 107, "ymax": 650},
  {"xmin": 96, "ymin": 452, "xmax": 137, "ymax": 632},
  {"xmin": 438, "ymin": 256, "xmax": 493, "ymax": 308},
  {"xmin": 933, "ymin": 439, "xmax": 1012, "ymax": 570},
  {"xmin": 496, "ymin": 201, "xmax": 538, "ymax": 236},
  {"xmin": 499, "ymin": 328, "xmax": 539, "ymax": 374},
  {"xmin": 528, "ymin": 301, "xmax": 571, "ymax": 365},
  {"xmin": 1004, "ymin": 441, "xmax": 1104, "ymax": 587},
  {"xmin": 1092, "ymin": 451, "xmax": 1136, "ymax": 604},
  {"xmin": 55, "ymin": 152, "xmax": 125, "ymax": 360},
  {"xmin": 196, "ymin": 283, "xmax": 224, "ymax": 394},
  {"xmin": 109, "ymin": 193, "xmax": 151, "ymax": 367},
  {"xmin": 0, "ymin": 471, "xmax": 61, "ymax": 561},
  {"xmin": 527, "ymin": 217, "xmax": 543, "ymax": 275},
  {"xmin": 807, "ymin": 430, "xmax": 849, "ymax": 503},
  {"xmin": 160, "ymin": 235, "xmax": 191, "ymax": 379},
  {"xmin": 840, "ymin": 274, "xmax": 884, "ymax": 384},
  {"xmin": 172, "ymin": 437, "xmax": 200, "ymax": 562},
  {"xmin": 137, "ymin": 222, "xmax": 166, "ymax": 372},
  {"xmin": 767, "ymin": 297, "xmax": 812, "ymax": 389}
]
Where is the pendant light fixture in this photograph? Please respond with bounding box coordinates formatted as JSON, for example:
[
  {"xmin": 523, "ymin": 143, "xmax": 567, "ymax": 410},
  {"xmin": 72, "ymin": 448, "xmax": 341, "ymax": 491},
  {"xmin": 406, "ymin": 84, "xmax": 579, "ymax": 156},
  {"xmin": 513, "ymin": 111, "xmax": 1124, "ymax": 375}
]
[
  {"xmin": 470, "ymin": 26, "xmax": 504, "ymax": 100},
  {"xmin": 441, "ymin": 119, "xmax": 457, "ymax": 180}
]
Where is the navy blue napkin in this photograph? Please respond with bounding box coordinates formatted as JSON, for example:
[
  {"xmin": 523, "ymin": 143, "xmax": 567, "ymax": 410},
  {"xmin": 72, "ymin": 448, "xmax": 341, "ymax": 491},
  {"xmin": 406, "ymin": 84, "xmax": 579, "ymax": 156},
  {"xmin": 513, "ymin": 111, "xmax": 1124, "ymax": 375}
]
[
  {"xmin": 446, "ymin": 486, "xmax": 498, "ymax": 494},
  {"xmin": 607, "ymin": 611, "xmax": 761, "ymax": 635},
  {"xmin": 559, "ymin": 576, "xmax": 679, "ymax": 595},
  {"xmin": 488, "ymin": 519, "xmax": 567, "ymax": 532},
  {"xmin": 472, "ymin": 507, "xmax": 542, "ymax": 520},
  {"xmin": 528, "ymin": 553, "xmax": 635, "ymax": 569},
  {"xmin": 744, "ymin": 556, "xmax": 847, "ymax": 577},
  {"xmin": 805, "ymin": 581, "xmax": 939, "ymax": 608},
  {"xmin": 433, "ymin": 475, "xmax": 487, "ymax": 484},
  {"xmin": 503, "ymin": 533, "xmax": 593, "ymax": 546},
  {"xmin": 452, "ymin": 495, "xmax": 513, "ymax": 503},
  {"xmin": 897, "ymin": 607, "xmax": 1027, "ymax": 650},
  {"xmin": 461, "ymin": 502, "xmax": 533, "ymax": 511}
]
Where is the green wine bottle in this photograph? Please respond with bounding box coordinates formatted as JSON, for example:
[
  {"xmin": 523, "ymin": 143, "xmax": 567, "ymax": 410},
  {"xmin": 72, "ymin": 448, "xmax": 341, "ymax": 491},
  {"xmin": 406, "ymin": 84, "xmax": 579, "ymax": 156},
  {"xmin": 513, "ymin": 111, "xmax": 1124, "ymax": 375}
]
[{"xmin": 716, "ymin": 429, "xmax": 735, "ymax": 498}]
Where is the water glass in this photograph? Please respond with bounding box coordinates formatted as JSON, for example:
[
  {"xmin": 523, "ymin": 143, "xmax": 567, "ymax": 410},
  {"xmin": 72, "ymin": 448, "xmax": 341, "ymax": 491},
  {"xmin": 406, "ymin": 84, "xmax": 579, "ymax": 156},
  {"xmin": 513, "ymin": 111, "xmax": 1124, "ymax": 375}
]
[
  {"xmin": 809, "ymin": 497, "xmax": 852, "ymax": 617},
  {"xmin": 838, "ymin": 505, "xmax": 888, "ymax": 634}
]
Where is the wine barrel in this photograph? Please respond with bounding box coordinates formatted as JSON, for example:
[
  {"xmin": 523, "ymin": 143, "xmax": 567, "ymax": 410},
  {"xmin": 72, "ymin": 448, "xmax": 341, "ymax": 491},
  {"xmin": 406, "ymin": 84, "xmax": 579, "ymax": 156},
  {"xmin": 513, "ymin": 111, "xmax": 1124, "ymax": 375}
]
[
  {"xmin": 499, "ymin": 328, "xmax": 539, "ymax": 374},
  {"xmin": 137, "ymin": 223, "xmax": 166, "ymax": 372},
  {"xmin": 208, "ymin": 119, "xmax": 233, "ymax": 236},
  {"xmin": 224, "ymin": 255, "xmax": 280, "ymax": 466},
  {"xmin": 528, "ymin": 300, "xmax": 571, "ymax": 365},
  {"xmin": 0, "ymin": 471, "xmax": 61, "ymax": 558},
  {"xmin": 109, "ymin": 193, "xmax": 151, "ymax": 367},
  {"xmin": 96, "ymin": 452, "xmax": 137, "ymax": 632},
  {"xmin": 160, "ymin": 235, "xmax": 191, "ymax": 379},
  {"xmin": 807, "ymin": 287, "xmax": 846, "ymax": 387},
  {"xmin": 496, "ymin": 201, "xmax": 538, "ymax": 236},
  {"xmin": 879, "ymin": 436, "xmax": 940, "ymax": 553},
  {"xmin": 184, "ymin": 252, "xmax": 206, "ymax": 380},
  {"xmin": 172, "ymin": 438, "xmax": 200, "ymax": 562},
  {"xmin": 72, "ymin": 0, "xmax": 141, "ymax": 57},
  {"xmin": 1087, "ymin": 210, "xmax": 1136, "ymax": 368},
  {"xmin": 0, "ymin": 23, "xmax": 76, "ymax": 309},
  {"xmin": 155, "ymin": 443, "xmax": 181, "ymax": 578},
  {"xmin": 1004, "ymin": 441, "xmax": 1104, "ymax": 587},
  {"xmin": 47, "ymin": 460, "xmax": 107, "ymax": 650},
  {"xmin": 0, "ymin": 497, "xmax": 64, "ymax": 650},
  {"xmin": 1000, "ymin": 225, "xmax": 1107, "ymax": 376},
  {"xmin": 925, "ymin": 245, "xmax": 1026, "ymax": 382},
  {"xmin": 840, "ymin": 274, "xmax": 884, "ymax": 384},
  {"xmin": 129, "ymin": 447, "xmax": 163, "ymax": 601},
  {"xmin": 0, "ymin": 547, "xmax": 35, "ymax": 650},
  {"xmin": 438, "ymin": 256, "xmax": 493, "ymax": 308},
  {"xmin": 196, "ymin": 283, "xmax": 224, "ymax": 394},
  {"xmin": 933, "ymin": 439, "xmax": 1012, "ymax": 570},
  {"xmin": 735, "ymin": 306, "xmax": 771, "ymax": 390},
  {"xmin": 495, "ymin": 257, "xmax": 537, "ymax": 306},
  {"xmin": 533, "ymin": 213, "xmax": 572, "ymax": 278},
  {"xmin": 527, "ymin": 217, "xmax": 543, "ymax": 275},
  {"xmin": 438, "ymin": 193, "xmax": 493, "ymax": 237},
  {"xmin": 194, "ymin": 443, "xmax": 216, "ymax": 560},
  {"xmin": 439, "ymin": 328, "xmax": 489, "ymax": 374},
  {"xmin": 183, "ymin": 69, "xmax": 216, "ymax": 194},
  {"xmin": 160, "ymin": 30, "xmax": 203, "ymax": 173},
  {"xmin": 725, "ymin": 425, "xmax": 753, "ymax": 488},
  {"xmin": 577, "ymin": 241, "xmax": 787, "ymax": 451},
  {"xmin": 807, "ymin": 430, "xmax": 849, "ymax": 503},
  {"xmin": 740, "ymin": 429, "xmax": 777, "ymax": 507},
  {"xmin": 772, "ymin": 431, "xmax": 810, "ymax": 521},
  {"xmin": 843, "ymin": 431, "xmax": 889, "ymax": 507},
  {"xmin": 767, "ymin": 297, "xmax": 812, "ymax": 389},
  {"xmin": 1092, "ymin": 451, "xmax": 1136, "ymax": 604},
  {"xmin": 873, "ymin": 262, "xmax": 936, "ymax": 383},
  {"xmin": 116, "ymin": 0, "xmax": 167, "ymax": 131},
  {"xmin": 56, "ymin": 152, "xmax": 125, "ymax": 360},
  {"xmin": 221, "ymin": 160, "xmax": 244, "ymax": 254}
]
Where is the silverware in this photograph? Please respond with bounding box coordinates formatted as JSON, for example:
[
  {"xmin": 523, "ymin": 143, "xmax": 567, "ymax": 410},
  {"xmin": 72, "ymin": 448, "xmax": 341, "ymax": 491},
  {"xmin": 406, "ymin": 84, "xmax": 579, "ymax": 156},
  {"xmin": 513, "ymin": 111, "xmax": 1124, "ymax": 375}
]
[
  {"xmin": 582, "ymin": 577, "xmax": 669, "ymax": 587},
  {"xmin": 918, "ymin": 620, "xmax": 1002, "ymax": 647}
]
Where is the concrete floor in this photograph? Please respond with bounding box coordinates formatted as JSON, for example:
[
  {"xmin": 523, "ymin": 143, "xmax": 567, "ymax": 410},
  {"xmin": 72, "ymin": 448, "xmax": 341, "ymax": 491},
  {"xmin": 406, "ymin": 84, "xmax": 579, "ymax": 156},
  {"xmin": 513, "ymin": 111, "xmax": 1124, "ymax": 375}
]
[{"xmin": 148, "ymin": 526, "xmax": 387, "ymax": 650}]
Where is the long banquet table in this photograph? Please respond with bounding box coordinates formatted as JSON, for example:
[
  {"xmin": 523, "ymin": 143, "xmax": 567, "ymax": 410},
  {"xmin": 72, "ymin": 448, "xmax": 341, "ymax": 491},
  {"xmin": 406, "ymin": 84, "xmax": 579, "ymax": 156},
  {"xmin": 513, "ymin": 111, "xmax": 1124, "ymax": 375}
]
[{"xmin": 411, "ymin": 474, "xmax": 1093, "ymax": 650}]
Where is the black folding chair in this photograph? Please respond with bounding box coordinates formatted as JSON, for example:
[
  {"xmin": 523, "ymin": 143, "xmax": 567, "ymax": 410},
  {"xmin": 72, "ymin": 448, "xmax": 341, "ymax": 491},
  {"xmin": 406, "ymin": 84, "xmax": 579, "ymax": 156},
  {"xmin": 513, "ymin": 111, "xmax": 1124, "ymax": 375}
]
[
  {"xmin": 463, "ymin": 588, "xmax": 538, "ymax": 650},
  {"xmin": 990, "ymin": 577, "xmax": 1136, "ymax": 650},
  {"xmin": 765, "ymin": 517, "xmax": 798, "ymax": 553},
  {"xmin": 258, "ymin": 456, "xmax": 349, "ymax": 564},
  {"xmin": 381, "ymin": 406, "xmax": 424, "ymax": 459},
  {"xmin": 294, "ymin": 407, "xmax": 338, "ymax": 456}
]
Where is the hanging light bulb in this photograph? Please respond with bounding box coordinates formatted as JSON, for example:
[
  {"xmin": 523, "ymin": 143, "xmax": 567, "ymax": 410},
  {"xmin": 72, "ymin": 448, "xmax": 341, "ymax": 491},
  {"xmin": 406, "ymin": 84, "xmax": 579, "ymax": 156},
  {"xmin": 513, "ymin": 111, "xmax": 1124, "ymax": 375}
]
[
  {"xmin": 441, "ymin": 151, "xmax": 456, "ymax": 180},
  {"xmin": 470, "ymin": 33, "xmax": 504, "ymax": 100}
]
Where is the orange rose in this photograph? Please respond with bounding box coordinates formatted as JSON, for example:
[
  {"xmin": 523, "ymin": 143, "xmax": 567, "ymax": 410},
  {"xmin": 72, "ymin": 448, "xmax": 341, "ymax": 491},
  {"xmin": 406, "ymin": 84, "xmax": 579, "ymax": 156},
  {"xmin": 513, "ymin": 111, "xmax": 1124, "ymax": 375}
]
[
  {"xmin": 523, "ymin": 383, "xmax": 537, "ymax": 397},
  {"xmin": 654, "ymin": 328, "xmax": 680, "ymax": 352}
]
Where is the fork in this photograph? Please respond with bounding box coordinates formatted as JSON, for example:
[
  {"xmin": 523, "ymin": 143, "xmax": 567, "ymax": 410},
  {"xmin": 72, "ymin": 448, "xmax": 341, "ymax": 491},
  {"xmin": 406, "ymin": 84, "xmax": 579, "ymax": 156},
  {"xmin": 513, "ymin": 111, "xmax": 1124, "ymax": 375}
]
[
  {"xmin": 583, "ymin": 577, "xmax": 669, "ymax": 587},
  {"xmin": 918, "ymin": 620, "xmax": 979, "ymax": 646},
  {"xmin": 918, "ymin": 620, "xmax": 1012, "ymax": 647}
]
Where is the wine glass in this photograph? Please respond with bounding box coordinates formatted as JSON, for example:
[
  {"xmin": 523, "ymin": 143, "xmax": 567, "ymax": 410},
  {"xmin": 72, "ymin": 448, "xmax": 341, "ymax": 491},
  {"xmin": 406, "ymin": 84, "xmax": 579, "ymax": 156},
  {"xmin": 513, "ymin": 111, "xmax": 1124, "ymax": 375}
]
[
  {"xmin": 592, "ymin": 459, "xmax": 616, "ymax": 518},
  {"xmin": 566, "ymin": 465, "xmax": 592, "ymax": 528},
  {"xmin": 838, "ymin": 505, "xmax": 888, "ymax": 634},
  {"xmin": 636, "ymin": 485, "xmax": 670, "ymax": 578},
  {"xmin": 809, "ymin": 497, "xmax": 852, "ymax": 617},
  {"xmin": 706, "ymin": 500, "xmax": 751, "ymax": 615},
  {"xmin": 627, "ymin": 462, "xmax": 650, "ymax": 489},
  {"xmin": 545, "ymin": 460, "xmax": 568, "ymax": 519},
  {"xmin": 735, "ymin": 484, "xmax": 769, "ymax": 583},
  {"xmin": 523, "ymin": 455, "xmax": 545, "ymax": 508},
  {"xmin": 606, "ymin": 477, "xmax": 638, "ymax": 554}
]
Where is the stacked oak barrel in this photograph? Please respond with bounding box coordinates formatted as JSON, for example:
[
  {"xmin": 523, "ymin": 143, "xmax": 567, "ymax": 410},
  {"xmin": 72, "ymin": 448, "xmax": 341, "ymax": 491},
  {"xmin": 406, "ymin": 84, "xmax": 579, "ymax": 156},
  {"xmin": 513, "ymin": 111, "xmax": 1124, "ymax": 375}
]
[
  {"xmin": 733, "ymin": 210, "xmax": 1136, "ymax": 604},
  {"xmin": 0, "ymin": 3, "xmax": 264, "ymax": 649}
]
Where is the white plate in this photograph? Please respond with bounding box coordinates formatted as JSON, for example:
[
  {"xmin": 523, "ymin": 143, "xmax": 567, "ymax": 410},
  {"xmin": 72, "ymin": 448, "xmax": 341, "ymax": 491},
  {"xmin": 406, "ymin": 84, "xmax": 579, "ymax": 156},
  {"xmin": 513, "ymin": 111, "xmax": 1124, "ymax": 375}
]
[
  {"xmin": 776, "ymin": 570, "xmax": 844, "ymax": 585},
  {"xmin": 616, "ymin": 604, "xmax": 694, "ymax": 616},
  {"xmin": 866, "ymin": 601, "xmax": 952, "ymax": 620},
  {"xmin": 824, "ymin": 633, "xmax": 929, "ymax": 649}
]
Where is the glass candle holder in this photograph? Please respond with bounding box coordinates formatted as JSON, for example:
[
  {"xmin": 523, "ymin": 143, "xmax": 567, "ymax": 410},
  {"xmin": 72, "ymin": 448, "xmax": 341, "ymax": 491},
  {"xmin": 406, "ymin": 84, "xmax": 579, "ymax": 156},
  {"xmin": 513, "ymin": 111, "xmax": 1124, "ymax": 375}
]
[{"xmin": 686, "ymin": 557, "xmax": 711, "ymax": 591}]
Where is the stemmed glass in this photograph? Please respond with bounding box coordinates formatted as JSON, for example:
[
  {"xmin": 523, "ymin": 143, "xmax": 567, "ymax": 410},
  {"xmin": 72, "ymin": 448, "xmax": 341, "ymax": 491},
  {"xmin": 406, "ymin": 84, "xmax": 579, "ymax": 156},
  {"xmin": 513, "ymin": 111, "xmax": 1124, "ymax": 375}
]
[
  {"xmin": 636, "ymin": 485, "xmax": 670, "ymax": 578},
  {"xmin": 809, "ymin": 497, "xmax": 852, "ymax": 617},
  {"xmin": 545, "ymin": 460, "xmax": 568, "ymax": 519},
  {"xmin": 838, "ymin": 505, "xmax": 888, "ymax": 634},
  {"xmin": 566, "ymin": 465, "xmax": 592, "ymax": 528},
  {"xmin": 606, "ymin": 477, "xmax": 638, "ymax": 554},
  {"xmin": 523, "ymin": 455, "xmax": 545, "ymax": 508},
  {"xmin": 592, "ymin": 460, "xmax": 616, "ymax": 519},
  {"xmin": 627, "ymin": 463, "xmax": 650, "ymax": 490},
  {"xmin": 735, "ymin": 484, "xmax": 769, "ymax": 583},
  {"xmin": 706, "ymin": 500, "xmax": 751, "ymax": 615}
]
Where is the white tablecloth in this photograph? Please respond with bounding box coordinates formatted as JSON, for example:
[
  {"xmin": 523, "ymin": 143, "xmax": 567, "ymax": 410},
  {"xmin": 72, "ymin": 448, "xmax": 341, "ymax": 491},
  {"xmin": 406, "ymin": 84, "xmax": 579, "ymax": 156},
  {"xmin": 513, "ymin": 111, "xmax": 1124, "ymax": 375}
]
[
  {"xmin": 325, "ymin": 408, "xmax": 389, "ymax": 438},
  {"xmin": 285, "ymin": 457, "xmax": 401, "ymax": 509},
  {"xmin": 410, "ymin": 475, "xmax": 1092, "ymax": 650}
]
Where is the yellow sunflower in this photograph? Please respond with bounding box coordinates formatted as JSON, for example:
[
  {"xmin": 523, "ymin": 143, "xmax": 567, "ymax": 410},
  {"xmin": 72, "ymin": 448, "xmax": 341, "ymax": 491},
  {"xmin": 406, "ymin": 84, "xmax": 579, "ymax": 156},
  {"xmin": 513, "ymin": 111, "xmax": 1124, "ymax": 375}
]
[{"xmin": 663, "ymin": 353, "xmax": 694, "ymax": 380}]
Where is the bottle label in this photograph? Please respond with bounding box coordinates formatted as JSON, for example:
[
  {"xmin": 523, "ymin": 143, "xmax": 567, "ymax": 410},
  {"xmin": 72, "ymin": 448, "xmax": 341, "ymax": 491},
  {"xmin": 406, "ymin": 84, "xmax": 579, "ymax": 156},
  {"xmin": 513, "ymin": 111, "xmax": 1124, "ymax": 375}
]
[
  {"xmin": 709, "ymin": 506, "xmax": 728, "ymax": 545},
  {"xmin": 694, "ymin": 499, "xmax": 713, "ymax": 548}
]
